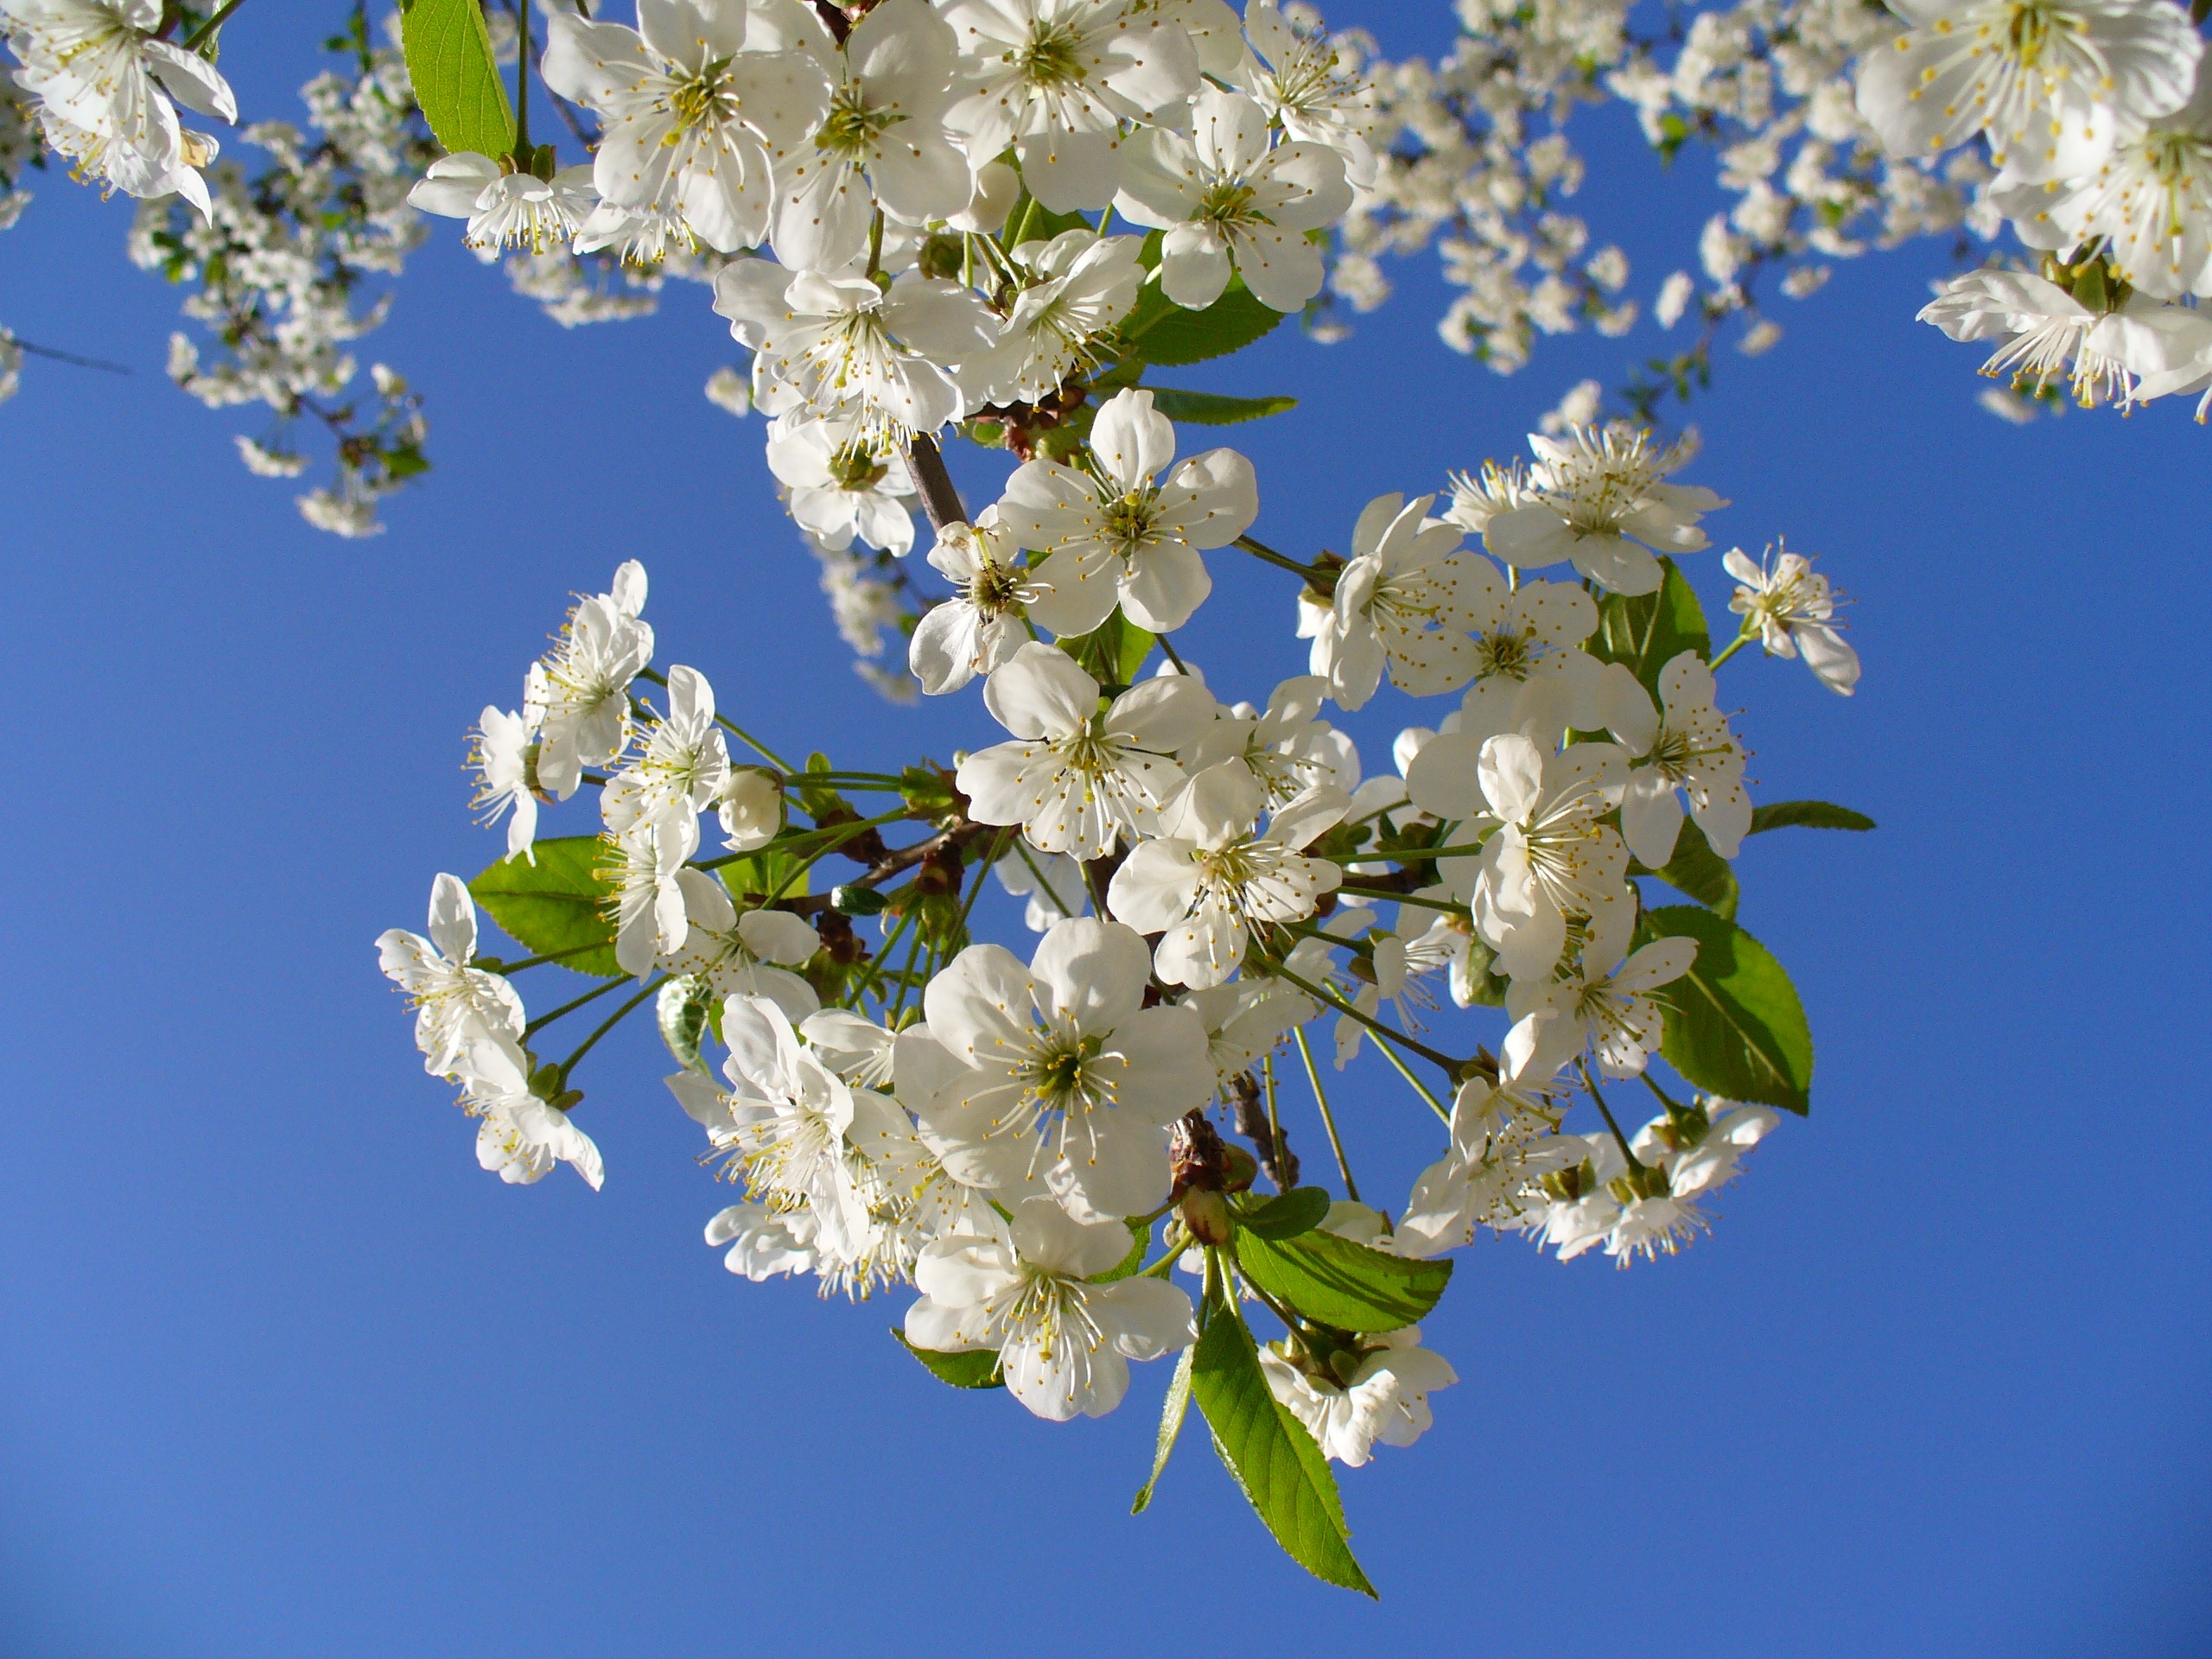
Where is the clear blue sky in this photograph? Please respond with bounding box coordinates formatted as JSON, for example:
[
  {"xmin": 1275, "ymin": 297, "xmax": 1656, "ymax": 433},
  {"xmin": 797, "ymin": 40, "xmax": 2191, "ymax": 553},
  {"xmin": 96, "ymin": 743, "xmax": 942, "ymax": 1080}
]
[{"xmin": 3, "ymin": 7, "xmax": 2207, "ymax": 1654}]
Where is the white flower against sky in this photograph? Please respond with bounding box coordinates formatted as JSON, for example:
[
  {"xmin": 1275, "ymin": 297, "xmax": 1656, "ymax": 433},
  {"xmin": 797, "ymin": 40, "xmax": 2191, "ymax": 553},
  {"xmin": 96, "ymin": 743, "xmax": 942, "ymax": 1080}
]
[
  {"xmin": 1854, "ymin": 0, "xmax": 2198, "ymax": 184},
  {"xmin": 1305, "ymin": 492, "xmax": 1486, "ymax": 711},
  {"xmin": 1724, "ymin": 543, "xmax": 1861, "ymax": 696},
  {"xmin": 454, "ymin": 1038, "xmax": 606, "ymax": 1192},
  {"xmin": 905, "ymin": 1194, "xmax": 1195, "ymax": 1420},
  {"xmin": 766, "ymin": 417, "xmax": 918, "ymax": 555},
  {"xmin": 704, "ymin": 1199, "xmax": 820, "ymax": 1281},
  {"xmin": 1594, "ymin": 652, "xmax": 1751, "ymax": 868},
  {"xmin": 940, "ymin": 0, "xmax": 1201, "ymax": 211},
  {"xmin": 717, "ymin": 262, "xmax": 999, "ymax": 438},
  {"xmin": 666, "ymin": 993, "xmax": 876, "ymax": 1259},
  {"xmin": 1182, "ymin": 673, "xmax": 1360, "ymax": 805},
  {"xmin": 1257, "ymin": 1326, "xmax": 1457, "ymax": 1465},
  {"xmin": 469, "ymin": 700, "xmax": 542, "ymax": 863},
  {"xmin": 769, "ymin": 0, "xmax": 969, "ymax": 270},
  {"xmin": 377, "ymin": 874, "xmax": 527, "ymax": 1077},
  {"xmin": 960, "ymin": 229, "xmax": 1147, "ymax": 407},
  {"xmin": 1917, "ymin": 269, "xmax": 2136, "ymax": 406},
  {"xmin": 1111, "ymin": 86, "xmax": 1353, "ymax": 312},
  {"xmin": 1108, "ymin": 761, "xmax": 1348, "ymax": 988},
  {"xmin": 2, "ymin": 0, "xmax": 236, "ymax": 216},
  {"xmin": 604, "ymin": 812, "xmax": 699, "ymax": 978},
  {"xmin": 799, "ymin": 1007, "xmax": 899, "ymax": 1090},
  {"xmin": 997, "ymin": 388, "xmax": 1258, "ymax": 636},
  {"xmin": 1508, "ymin": 906, "xmax": 1696, "ymax": 1077},
  {"xmin": 407, "ymin": 152, "xmax": 599, "ymax": 253},
  {"xmin": 957, "ymin": 642, "xmax": 1215, "ymax": 859},
  {"xmin": 1632, "ymin": 1096, "xmax": 1780, "ymax": 1205},
  {"xmin": 1994, "ymin": 59, "xmax": 2212, "ymax": 299},
  {"xmin": 1445, "ymin": 732, "xmax": 1630, "ymax": 982},
  {"xmin": 1231, "ymin": 0, "xmax": 1382, "ymax": 188},
  {"xmin": 540, "ymin": 0, "xmax": 833, "ymax": 253},
  {"xmin": 663, "ymin": 868, "xmax": 822, "ymax": 1021},
  {"xmin": 906, "ymin": 916, "xmax": 1214, "ymax": 1218},
  {"xmin": 1452, "ymin": 563, "xmax": 1599, "ymax": 691},
  {"xmin": 1479, "ymin": 426, "xmax": 1725, "ymax": 596},
  {"xmin": 602, "ymin": 664, "xmax": 730, "ymax": 838},
  {"xmin": 532, "ymin": 561, "xmax": 654, "ymax": 799},
  {"xmin": 909, "ymin": 514, "xmax": 1040, "ymax": 696}
]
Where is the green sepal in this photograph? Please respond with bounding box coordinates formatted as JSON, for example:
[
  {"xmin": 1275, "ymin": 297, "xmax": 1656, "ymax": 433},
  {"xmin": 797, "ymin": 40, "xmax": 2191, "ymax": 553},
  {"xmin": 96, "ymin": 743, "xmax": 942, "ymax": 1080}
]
[
  {"xmin": 1640, "ymin": 905, "xmax": 1815, "ymax": 1114},
  {"xmin": 1131, "ymin": 1343, "xmax": 1196, "ymax": 1515},
  {"xmin": 892, "ymin": 1328, "xmax": 1004, "ymax": 1389},
  {"xmin": 398, "ymin": 0, "xmax": 517, "ymax": 159},
  {"xmin": 468, "ymin": 836, "xmax": 622, "ymax": 978},
  {"xmin": 1232, "ymin": 1229, "xmax": 1451, "ymax": 1332}
]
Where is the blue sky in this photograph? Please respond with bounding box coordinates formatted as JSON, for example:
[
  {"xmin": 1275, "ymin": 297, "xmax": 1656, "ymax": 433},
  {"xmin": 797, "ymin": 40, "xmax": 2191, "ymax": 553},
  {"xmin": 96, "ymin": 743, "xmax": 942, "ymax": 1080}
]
[{"xmin": 3, "ymin": 7, "xmax": 2208, "ymax": 1655}]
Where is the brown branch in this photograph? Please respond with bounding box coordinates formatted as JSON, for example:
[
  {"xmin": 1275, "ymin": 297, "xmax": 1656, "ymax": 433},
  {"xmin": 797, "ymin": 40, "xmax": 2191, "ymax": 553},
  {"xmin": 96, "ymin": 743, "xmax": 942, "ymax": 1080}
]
[{"xmin": 902, "ymin": 433, "xmax": 969, "ymax": 532}]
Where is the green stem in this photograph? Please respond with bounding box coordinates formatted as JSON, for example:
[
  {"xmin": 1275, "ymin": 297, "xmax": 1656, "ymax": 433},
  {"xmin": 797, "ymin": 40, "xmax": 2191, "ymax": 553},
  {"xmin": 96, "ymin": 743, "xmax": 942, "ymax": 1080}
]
[
  {"xmin": 512, "ymin": 0, "xmax": 530, "ymax": 152},
  {"xmin": 1579, "ymin": 1060, "xmax": 1643, "ymax": 1173},
  {"xmin": 1156, "ymin": 633, "xmax": 1189, "ymax": 674},
  {"xmin": 522, "ymin": 973, "xmax": 626, "ymax": 1036},
  {"xmin": 555, "ymin": 975, "xmax": 665, "ymax": 1079},
  {"xmin": 1395, "ymin": 838, "xmax": 1493, "ymax": 861},
  {"xmin": 1233, "ymin": 534, "xmax": 1324, "ymax": 582},
  {"xmin": 1014, "ymin": 841, "xmax": 1076, "ymax": 918},
  {"xmin": 864, "ymin": 207, "xmax": 885, "ymax": 280},
  {"xmin": 1268, "ymin": 963, "xmax": 1466, "ymax": 1076},
  {"xmin": 843, "ymin": 903, "xmax": 916, "ymax": 1008},
  {"xmin": 1332, "ymin": 885, "xmax": 1471, "ymax": 914},
  {"xmin": 1262, "ymin": 1052, "xmax": 1286, "ymax": 1192},
  {"xmin": 180, "ymin": 0, "xmax": 248, "ymax": 51},
  {"xmin": 485, "ymin": 940, "xmax": 607, "ymax": 975},
  {"xmin": 1293, "ymin": 1027, "xmax": 1359, "ymax": 1203},
  {"xmin": 1374, "ymin": 1034, "xmax": 1451, "ymax": 1125},
  {"xmin": 1707, "ymin": 625, "xmax": 1756, "ymax": 671}
]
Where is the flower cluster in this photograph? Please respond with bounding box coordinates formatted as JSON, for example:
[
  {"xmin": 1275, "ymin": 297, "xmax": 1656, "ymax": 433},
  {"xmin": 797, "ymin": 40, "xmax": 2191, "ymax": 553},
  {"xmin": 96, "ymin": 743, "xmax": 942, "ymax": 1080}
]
[
  {"xmin": 380, "ymin": 359, "xmax": 1859, "ymax": 1582},
  {"xmin": 3, "ymin": 0, "xmax": 1907, "ymax": 1594},
  {"xmin": 123, "ymin": 5, "xmax": 440, "ymax": 532},
  {"xmin": 1883, "ymin": 0, "xmax": 2212, "ymax": 416}
]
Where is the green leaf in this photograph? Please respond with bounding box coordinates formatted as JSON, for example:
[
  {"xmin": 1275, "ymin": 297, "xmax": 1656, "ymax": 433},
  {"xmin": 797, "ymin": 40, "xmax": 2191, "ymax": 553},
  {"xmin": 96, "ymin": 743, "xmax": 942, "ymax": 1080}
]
[
  {"xmin": 1055, "ymin": 611, "xmax": 1154, "ymax": 688},
  {"xmin": 1089, "ymin": 1218, "xmax": 1152, "ymax": 1283},
  {"xmin": 1749, "ymin": 799, "xmax": 1877, "ymax": 834},
  {"xmin": 1144, "ymin": 388, "xmax": 1299, "ymax": 425},
  {"xmin": 468, "ymin": 836, "xmax": 620, "ymax": 978},
  {"xmin": 1116, "ymin": 277, "xmax": 1286, "ymax": 367},
  {"xmin": 1590, "ymin": 556, "xmax": 1710, "ymax": 693},
  {"xmin": 1131, "ymin": 1344, "xmax": 1195, "ymax": 1515},
  {"xmin": 1634, "ymin": 817, "xmax": 1739, "ymax": 918},
  {"xmin": 657, "ymin": 975, "xmax": 713, "ymax": 1073},
  {"xmin": 1641, "ymin": 905, "xmax": 1815, "ymax": 1114},
  {"xmin": 1190, "ymin": 1284, "xmax": 1374, "ymax": 1595},
  {"xmin": 1232, "ymin": 1229, "xmax": 1451, "ymax": 1333},
  {"xmin": 1235, "ymin": 1186, "xmax": 1334, "ymax": 1241},
  {"xmin": 398, "ymin": 0, "xmax": 516, "ymax": 159},
  {"xmin": 892, "ymin": 1328, "xmax": 1004, "ymax": 1390}
]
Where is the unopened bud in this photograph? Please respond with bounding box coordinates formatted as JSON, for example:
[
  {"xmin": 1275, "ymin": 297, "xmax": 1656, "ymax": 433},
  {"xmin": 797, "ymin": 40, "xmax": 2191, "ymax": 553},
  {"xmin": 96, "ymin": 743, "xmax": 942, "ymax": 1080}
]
[{"xmin": 1179, "ymin": 1186, "xmax": 1233, "ymax": 1247}]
